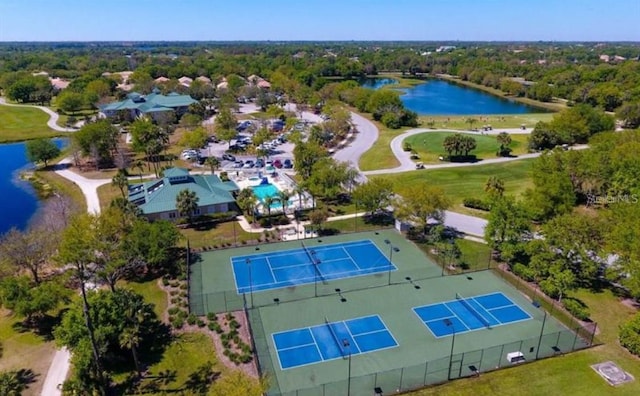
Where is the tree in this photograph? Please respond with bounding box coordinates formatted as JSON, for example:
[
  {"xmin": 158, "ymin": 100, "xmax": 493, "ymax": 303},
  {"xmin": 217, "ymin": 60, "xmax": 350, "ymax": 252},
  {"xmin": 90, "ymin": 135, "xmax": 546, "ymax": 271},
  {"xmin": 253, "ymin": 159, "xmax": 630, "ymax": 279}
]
[
  {"xmin": 484, "ymin": 196, "xmax": 531, "ymax": 262},
  {"xmin": 25, "ymin": 139, "xmax": 60, "ymax": 167},
  {"xmin": 73, "ymin": 120, "xmax": 119, "ymax": 169},
  {"xmin": 215, "ymin": 107, "xmax": 237, "ymax": 131},
  {"xmin": 111, "ymin": 169, "xmax": 128, "ymax": 198},
  {"xmin": 56, "ymin": 214, "xmax": 107, "ymax": 388},
  {"xmin": 130, "ymin": 118, "xmax": 168, "ymax": 176},
  {"xmin": 0, "ymin": 277, "xmax": 69, "ymax": 324},
  {"xmin": 484, "ymin": 176, "xmax": 505, "ymax": 198},
  {"xmin": 394, "ymin": 185, "xmax": 451, "ymax": 233},
  {"xmin": 618, "ymin": 102, "xmax": 640, "ymax": 129},
  {"xmin": 0, "ymin": 370, "xmax": 26, "ymax": 396},
  {"xmin": 180, "ymin": 127, "xmax": 208, "ymax": 149},
  {"xmin": 465, "ymin": 117, "xmax": 478, "ymax": 130},
  {"xmin": 308, "ymin": 207, "xmax": 329, "ymax": 233},
  {"xmin": 277, "ymin": 189, "xmax": 291, "ymax": 215},
  {"xmin": 293, "ymin": 140, "xmax": 328, "ymax": 179},
  {"xmin": 57, "ymin": 90, "xmax": 85, "ymax": 114},
  {"xmin": 496, "ymin": 132, "xmax": 512, "ymax": 157},
  {"xmin": 352, "ymin": 178, "xmax": 394, "ymax": 216},
  {"xmin": 176, "ymin": 189, "xmax": 199, "ymax": 225},
  {"xmin": 217, "ymin": 127, "xmax": 237, "ymax": 149},
  {"xmin": 263, "ymin": 196, "xmax": 276, "ymax": 219},
  {"xmin": 205, "ymin": 156, "xmax": 220, "ymax": 174},
  {"xmin": 236, "ymin": 189, "xmax": 257, "ymax": 224},
  {"xmin": 0, "ymin": 227, "xmax": 57, "ymax": 285},
  {"xmin": 525, "ymin": 150, "xmax": 576, "ymax": 221},
  {"xmin": 306, "ymin": 158, "xmax": 349, "ymax": 201},
  {"xmin": 619, "ymin": 313, "xmax": 640, "ymax": 357},
  {"xmin": 54, "ymin": 288, "xmax": 166, "ymax": 392}
]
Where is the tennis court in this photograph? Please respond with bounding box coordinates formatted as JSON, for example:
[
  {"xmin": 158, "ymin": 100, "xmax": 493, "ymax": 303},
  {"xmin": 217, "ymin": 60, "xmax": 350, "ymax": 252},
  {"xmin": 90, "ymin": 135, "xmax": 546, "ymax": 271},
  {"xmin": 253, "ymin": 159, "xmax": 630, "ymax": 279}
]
[
  {"xmin": 272, "ymin": 315, "xmax": 398, "ymax": 369},
  {"xmin": 413, "ymin": 292, "xmax": 532, "ymax": 338},
  {"xmin": 231, "ymin": 240, "xmax": 395, "ymax": 293}
]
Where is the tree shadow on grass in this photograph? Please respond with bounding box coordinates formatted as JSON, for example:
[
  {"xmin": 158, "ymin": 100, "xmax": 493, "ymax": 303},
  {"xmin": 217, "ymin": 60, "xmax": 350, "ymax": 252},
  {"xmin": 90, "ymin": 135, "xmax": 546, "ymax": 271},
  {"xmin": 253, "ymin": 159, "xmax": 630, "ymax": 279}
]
[{"xmin": 11, "ymin": 311, "xmax": 66, "ymax": 341}]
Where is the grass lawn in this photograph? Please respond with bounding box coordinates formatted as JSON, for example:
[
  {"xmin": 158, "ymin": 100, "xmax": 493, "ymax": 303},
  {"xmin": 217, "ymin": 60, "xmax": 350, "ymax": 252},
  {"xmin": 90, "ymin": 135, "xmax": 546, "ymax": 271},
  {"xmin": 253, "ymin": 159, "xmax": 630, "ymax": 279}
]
[
  {"xmin": 408, "ymin": 288, "xmax": 640, "ymax": 396},
  {"xmin": 377, "ymin": 159, "xmax": 534, "ymax": 212},
  {"xmin": 136, "ymin": 332, "xmax": 221, "ymax": 393},
  {"xmin": 179, "ymin": 221, "xmax": 262, "ymax": 249},
  {"xmin": 121, "ymin": 279, "xmax": 168, "ymax": 319},
  {"xmin": 420, "ymin": 112, "xmax": 554, "ymax": 131},
  {"xmin": 0, "ymin": 310, "xmax": 58, "ymax": 396},
  {"xmin": 35, "ymin": 168, "xmax": 88, "ymax": 213},
  {"xmin": 359, "ymin": 123, "xmax": 407, "ymax": 171},
  {"xmin": 404, "ymin": 131, "xmax": 529, "ymax": 164},
  {"xmin": 0, "ymin": 105, "xmax": 61, "ymax": 143}
]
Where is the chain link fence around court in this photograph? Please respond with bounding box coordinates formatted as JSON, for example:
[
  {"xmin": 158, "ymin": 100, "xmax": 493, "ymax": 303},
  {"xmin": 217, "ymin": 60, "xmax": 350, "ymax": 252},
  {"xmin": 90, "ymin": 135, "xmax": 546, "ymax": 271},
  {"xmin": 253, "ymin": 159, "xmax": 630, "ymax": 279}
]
[{"xmin": 246, "ymin": 305, "xmax": 597, "ymax": 396}]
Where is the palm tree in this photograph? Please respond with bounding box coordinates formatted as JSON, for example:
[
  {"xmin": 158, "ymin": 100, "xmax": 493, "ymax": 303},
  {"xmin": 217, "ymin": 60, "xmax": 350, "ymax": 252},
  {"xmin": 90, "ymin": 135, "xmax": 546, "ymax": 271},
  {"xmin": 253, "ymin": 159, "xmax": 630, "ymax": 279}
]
[
  {"xmin": 120, "ymin": 302, "xmax": 145, "ymax": 378},
  {"xmin": 236, "ymin": 189, "xmax": 257, "ymax": 224},
  {"xmin": 176, "ymin": 189, "xmax": 199, "ymax": 226},
  {"xmin": 465, "ymin": 117, "xmax": 478, "ymax": 130},
  {"xmin": 0, "ymin": 371, "xmax": 24, "ymax": 396},
  {"xmin": 205, "ymin": 156, "xmax": 220, "ymax": 175},
  {"xmin": 134, "ymin": 160, "xmax": 145, "ymax": 181},
  {"xmin": 293, "ymin": 184, "xmax": 306, "ymax": 209},
  {"xmin": 263, "ymin": 196, "xmax": 276, "ymax": 220},
  {"xmin": 277, "ymin": 189, "xmax": 291, "ymax": 215},
  {"xmin": 111, "ymin": 169, "xmax": 128, "ymax": 198},
  {"xmin": 485, "ymin": 176, "xmax": 505, "ymax": 197}
]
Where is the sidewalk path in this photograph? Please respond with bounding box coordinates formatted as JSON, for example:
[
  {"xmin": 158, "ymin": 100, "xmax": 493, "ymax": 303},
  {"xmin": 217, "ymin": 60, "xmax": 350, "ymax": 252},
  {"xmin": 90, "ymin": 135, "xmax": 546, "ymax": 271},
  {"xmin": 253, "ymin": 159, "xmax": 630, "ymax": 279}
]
[
  {"xmin": 53, "ymin": 159, "xmax": 111, "ymax": 214},
  {"xmin": 40, "ymin": 348, "xmax": 71, "ymax": 396},
  {"xmin": 0, "ymin": 97, "xmax": 75, "ymax": 132}
]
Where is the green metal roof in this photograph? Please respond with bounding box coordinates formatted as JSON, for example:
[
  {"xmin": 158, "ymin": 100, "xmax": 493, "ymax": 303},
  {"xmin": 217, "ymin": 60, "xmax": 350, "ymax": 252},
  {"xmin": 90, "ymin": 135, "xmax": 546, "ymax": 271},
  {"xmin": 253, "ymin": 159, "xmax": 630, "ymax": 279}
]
[
  {"xmin": 128, "ymin": 168, "xmax": 239, "ymax": 215},
  {"xmin": 101, "ymin": 92, "xmax": 197, "ymax": 114}
]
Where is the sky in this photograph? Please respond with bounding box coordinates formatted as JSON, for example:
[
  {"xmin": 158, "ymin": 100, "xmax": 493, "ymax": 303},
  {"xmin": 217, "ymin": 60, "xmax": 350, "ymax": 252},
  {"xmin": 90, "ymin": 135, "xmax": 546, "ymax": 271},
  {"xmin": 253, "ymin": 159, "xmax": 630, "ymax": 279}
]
[{"xmin": 0, "ymin": 0, "xmax": 638, "ymax": 42}]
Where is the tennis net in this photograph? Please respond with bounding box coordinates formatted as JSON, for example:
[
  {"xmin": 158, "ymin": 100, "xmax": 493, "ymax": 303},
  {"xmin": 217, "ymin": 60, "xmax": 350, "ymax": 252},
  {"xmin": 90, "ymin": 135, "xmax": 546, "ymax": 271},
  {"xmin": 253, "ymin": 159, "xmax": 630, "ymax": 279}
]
[
  {"xmin": 302, "ymin": 241, "xmax": 324, "ymax": 281},
  {"xmin": 456, "ymin": 293, "xmax": 491, "ymax": 329},
  {"xmin": 325, "ymin": 316, "xmax": 346, "ymax": 358}
]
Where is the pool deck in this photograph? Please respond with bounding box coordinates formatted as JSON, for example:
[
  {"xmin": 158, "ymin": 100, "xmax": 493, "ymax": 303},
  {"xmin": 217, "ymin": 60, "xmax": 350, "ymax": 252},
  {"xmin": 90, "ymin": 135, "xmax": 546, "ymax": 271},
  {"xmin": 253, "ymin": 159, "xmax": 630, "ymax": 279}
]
[{"xmin": 232, "ymin": 171, "xmax": 313, "ymax": 215}]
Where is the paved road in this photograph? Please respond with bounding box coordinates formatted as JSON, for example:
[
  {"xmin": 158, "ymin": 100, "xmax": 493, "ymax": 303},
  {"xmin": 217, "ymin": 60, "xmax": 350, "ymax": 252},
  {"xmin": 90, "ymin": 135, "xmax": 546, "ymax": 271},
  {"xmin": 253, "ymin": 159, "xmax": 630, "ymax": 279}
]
[
  {"xmin": 0, "ymin": 97, "xmax": 75, "ymax": 132},
  {"xmin": 333, "ymin": 112, "xmax": 379, "ymax": 171}
]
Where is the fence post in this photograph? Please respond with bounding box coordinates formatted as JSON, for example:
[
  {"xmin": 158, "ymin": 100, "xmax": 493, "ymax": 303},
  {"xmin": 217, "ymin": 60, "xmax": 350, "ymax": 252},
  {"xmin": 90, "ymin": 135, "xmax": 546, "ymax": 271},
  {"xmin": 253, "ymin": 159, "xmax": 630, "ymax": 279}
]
[
  {"xmin": 423, "ymin": 361, "xmax": 429, "ymax": 386},
  {"xmin": 590, "ymin": 323, "xmax": 598, "ymax": 346},
  {"xmin": 572, "ymin": 325, "xmax": 581, "ymax": 351},
  {"xmin": 399, "ymin": 367, "xmax": 404, "ymax": 392},
  {"xmin": 498, "ymin": 344, "xmax": 505, "ymax": 368},
  {"xmin": 458, "ymin": 352, "xmax": 465, "ymax": 378}
]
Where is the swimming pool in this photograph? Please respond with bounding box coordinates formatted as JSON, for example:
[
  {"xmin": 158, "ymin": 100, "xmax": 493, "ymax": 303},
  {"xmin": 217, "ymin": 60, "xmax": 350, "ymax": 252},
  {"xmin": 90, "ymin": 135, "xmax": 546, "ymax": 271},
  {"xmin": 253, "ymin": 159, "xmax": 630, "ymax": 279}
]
[{"xmin": 253, "ymin": 183, "xmax": 279, "ymax": 201}]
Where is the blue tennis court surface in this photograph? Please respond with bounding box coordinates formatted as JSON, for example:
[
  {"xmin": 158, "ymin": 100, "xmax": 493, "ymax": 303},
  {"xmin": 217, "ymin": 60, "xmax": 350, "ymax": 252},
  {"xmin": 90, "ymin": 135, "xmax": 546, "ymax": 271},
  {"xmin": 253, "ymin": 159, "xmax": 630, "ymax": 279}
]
[
  {"xmin": 231, "ymin": 240, "xmax": 395, "ymax": 293},
  {"xmin": 413, "ymin": 292, "xmax": 532, "ymax": 338},
  {"xmin": 272, "ymin": 315, "xmax": 398, "ymax": 369}
]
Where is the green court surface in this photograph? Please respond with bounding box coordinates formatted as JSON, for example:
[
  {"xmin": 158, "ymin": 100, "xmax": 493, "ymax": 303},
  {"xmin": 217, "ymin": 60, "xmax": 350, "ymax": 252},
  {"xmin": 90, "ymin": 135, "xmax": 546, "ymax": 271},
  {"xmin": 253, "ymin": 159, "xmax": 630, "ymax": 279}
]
[{"xmin": 188, "ymin": 230, "xmax": 593, "ymax": 396}]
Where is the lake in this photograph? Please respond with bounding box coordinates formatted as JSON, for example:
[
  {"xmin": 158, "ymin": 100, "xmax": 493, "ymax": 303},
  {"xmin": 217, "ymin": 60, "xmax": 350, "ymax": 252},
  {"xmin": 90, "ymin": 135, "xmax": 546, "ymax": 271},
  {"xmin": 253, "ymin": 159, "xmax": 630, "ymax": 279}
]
[
  {"xmin": 0, "ymin": 139, "xmax": 66, "ymax": 235},
  {"xmin": 363, "ymin": 78, "xmax": 543, "ymax": 115}
]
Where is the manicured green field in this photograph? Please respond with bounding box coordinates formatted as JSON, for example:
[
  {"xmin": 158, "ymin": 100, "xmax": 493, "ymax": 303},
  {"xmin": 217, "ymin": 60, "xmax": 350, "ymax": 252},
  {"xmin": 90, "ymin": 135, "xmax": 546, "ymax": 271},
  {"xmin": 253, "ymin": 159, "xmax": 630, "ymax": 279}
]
[
  {"xmin": 377, "ymin": 159, "xmax": 535, "ymax": 211},
  {"xmin": 0, "ymin": 105, "xmax": 60, "ymax": 142},
  {"xmin": 404, "ymin": 131, "xmax": 529, "ymax": 164}
]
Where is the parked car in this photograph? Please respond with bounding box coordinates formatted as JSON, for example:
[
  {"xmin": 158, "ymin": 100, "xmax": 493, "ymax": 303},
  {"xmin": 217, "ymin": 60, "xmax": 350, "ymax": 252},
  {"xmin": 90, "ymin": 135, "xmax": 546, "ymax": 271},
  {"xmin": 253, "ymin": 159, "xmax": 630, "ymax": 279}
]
[
  {"xmin": 283, "ymin": 159, "xmax": 293, "ymax": 169},
  {"xmin": 243, "ymin": 160, "xmax": 255, "ymax": 168},
  {"xmin": 233, "ymin": 160, "xmax": 244, "ymax": 168},
  {"xmin": 255, "ymin": 158, "xmax": 265, "ymax": 168},
  {"xmin": 273, "ymin": 159, "xmax": 283, "ymax": 168},
  {"xmin": 222, "ymin": 153, "xmax": 236, "ymax": 161}
]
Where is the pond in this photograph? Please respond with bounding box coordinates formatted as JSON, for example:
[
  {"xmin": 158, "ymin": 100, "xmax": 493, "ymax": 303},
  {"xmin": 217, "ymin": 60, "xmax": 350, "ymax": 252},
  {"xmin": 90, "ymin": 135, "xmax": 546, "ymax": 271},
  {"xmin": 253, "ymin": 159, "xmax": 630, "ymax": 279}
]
[
  {"xmin": 0, "ymin": 139, "xmax": 67, "ymax": 235},
  {"xmin": 363, "ymin": 78, "xmax": 544, "ymax": 115}
]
